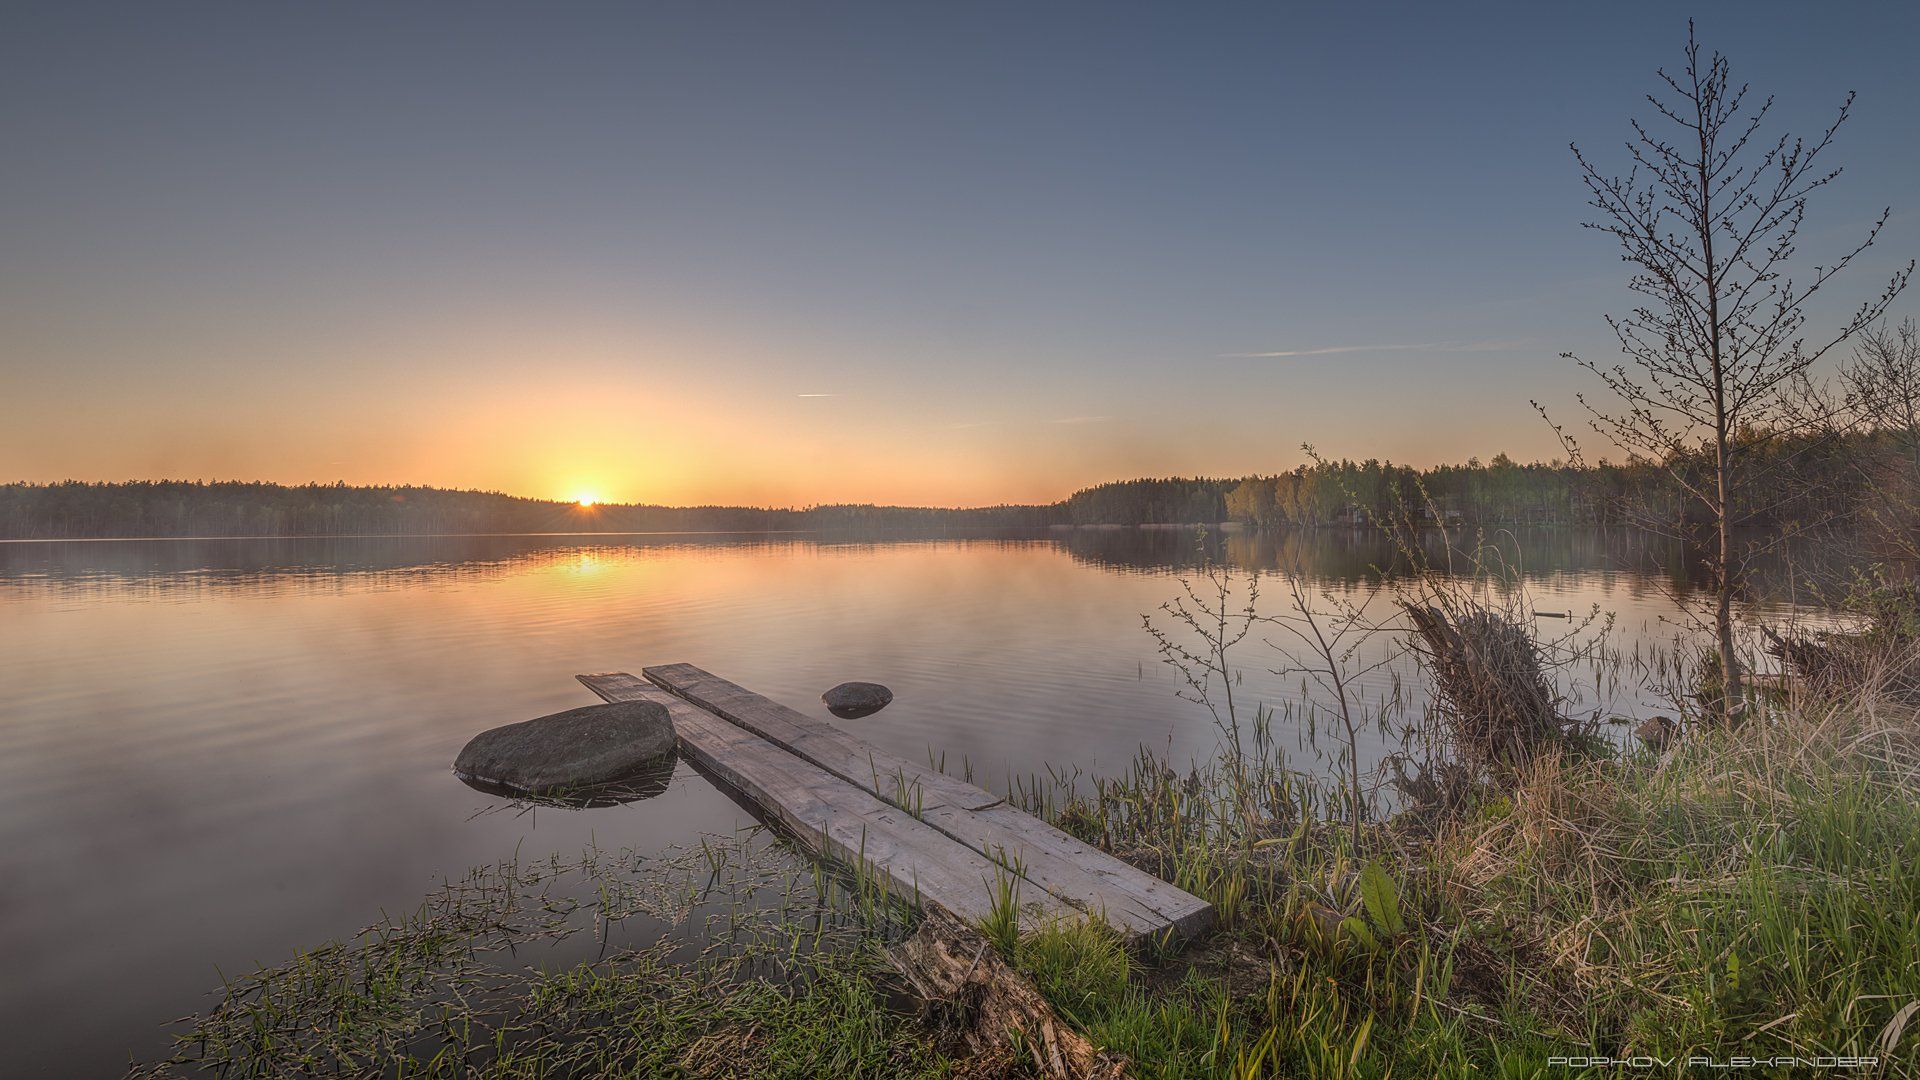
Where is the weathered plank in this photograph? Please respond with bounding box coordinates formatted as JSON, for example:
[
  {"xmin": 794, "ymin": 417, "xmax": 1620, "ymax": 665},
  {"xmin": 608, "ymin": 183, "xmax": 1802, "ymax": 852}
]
[
  {"xmin": 918, "ymin": 801, "xmax": 1211, "ymax": 940},
  {"xmin": 641, "ymin": 663, "xmax": 996, "ymax": 811},
  {"xmin": 640, "ymin": 663, "xmax": 1213, "ymax": 941},
  {"xmin": 577, "ymin": 673, "xmax": 1078, "ymax": 930}
]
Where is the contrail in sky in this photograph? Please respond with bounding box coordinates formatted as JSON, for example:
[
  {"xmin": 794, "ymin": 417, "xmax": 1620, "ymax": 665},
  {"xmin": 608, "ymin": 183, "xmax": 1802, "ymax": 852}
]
[{"xmin": 1221, "ymin": 339, "xmax": 1529, "ymax": 358}]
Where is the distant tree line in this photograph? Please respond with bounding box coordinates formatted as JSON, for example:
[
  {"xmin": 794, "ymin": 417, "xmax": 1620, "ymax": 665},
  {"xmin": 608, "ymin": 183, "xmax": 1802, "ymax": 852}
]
[
  {"xmin": 1055, "ymin": 459, "xmax": 1656, "ymax": 528},
  {"xmin": 0, "ymin": 481, "xmax": 1059, "ymax": 540},
  {"xmin": 1069, "ymin": 435, "xmax": 1886, "ymax": 531},
  {"xmin": 1066, "ymin": 456, "xmax": 1642, "ymax": 527},
  {"xmin": 0, "ymin": 437, "xmax": 1899, "ymax": 540}
]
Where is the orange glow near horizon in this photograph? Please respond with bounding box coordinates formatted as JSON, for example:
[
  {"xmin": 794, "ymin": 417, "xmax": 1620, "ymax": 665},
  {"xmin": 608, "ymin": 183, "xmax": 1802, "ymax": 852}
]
[{"xmin": 0, "ymin": 358, "xmax": 1574, "ymax": 511}]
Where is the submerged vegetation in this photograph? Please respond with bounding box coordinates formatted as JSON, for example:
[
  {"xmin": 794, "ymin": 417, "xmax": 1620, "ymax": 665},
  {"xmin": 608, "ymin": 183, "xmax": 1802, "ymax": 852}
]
[{"xmin": 131, "ymin": 835, "xmax": 947, "ymax": 1078}]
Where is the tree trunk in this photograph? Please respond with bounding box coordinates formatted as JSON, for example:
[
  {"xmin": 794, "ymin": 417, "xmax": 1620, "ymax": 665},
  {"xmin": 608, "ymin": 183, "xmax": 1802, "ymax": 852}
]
[
  {"xmin": 1715, "ymin": 437, "xmax": 1744, "ymax": 723},
  {"xmin": 1700, "ymin": 99, "xmax": 1743, "ymax": 727}
]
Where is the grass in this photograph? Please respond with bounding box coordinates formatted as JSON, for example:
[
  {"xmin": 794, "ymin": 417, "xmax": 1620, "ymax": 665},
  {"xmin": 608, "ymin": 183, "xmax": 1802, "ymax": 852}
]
[
  {"xmin": 1464, "ymin": 711, "xmax": 1920, "ymax": 1064},
  {"xmin": 995, "ymin": 662, "xmax": 1920, "ymax": 1077},
  {"xmin": 130, "ymin": 833, "xmax": 945, "ymax": 1078},
  {"xmin": 480, "ymin": 945, "xmax": 947, "ymax": 1078}
]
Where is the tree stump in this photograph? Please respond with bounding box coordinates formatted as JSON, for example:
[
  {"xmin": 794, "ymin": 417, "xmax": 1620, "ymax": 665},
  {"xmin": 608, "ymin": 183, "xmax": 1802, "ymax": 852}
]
[{"xmin": 887, "ymin": 910, "xmax": 1127, "ymax": 1080}]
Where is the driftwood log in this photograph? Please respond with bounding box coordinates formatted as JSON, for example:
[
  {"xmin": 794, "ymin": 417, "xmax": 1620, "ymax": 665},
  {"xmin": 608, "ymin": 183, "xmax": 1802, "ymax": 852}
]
[
  {"xmin": 1761, "ymin": 622, "xmax": 1920, "ymax": 703},
  {"xmin": 1760, "ymin": 624, "xmax": 1846, "ymax": 685},
  {"xmin": 887, "ymin": 909, "xmax": 1127, "ymax": 1080}
]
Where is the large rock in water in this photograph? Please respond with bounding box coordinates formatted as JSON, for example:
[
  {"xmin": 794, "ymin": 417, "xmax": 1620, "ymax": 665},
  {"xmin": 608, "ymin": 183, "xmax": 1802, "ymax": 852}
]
[
  {"xmin": 457, "ymin": 754, "xmax": 675, "ymax": 806},
  {"xmin": 454, "ymin": 701, "xmax": 675, "ymax": 795},
  {"xmin": 822, "ymin": 681, "xmax": 893, "ymax": 719}
]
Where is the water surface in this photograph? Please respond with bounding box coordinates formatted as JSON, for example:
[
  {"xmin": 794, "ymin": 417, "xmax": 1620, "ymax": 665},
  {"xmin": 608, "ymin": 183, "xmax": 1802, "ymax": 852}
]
[{"xmin": 0, "ymin": 528, "xmax": 1757, "ymax": 1074}]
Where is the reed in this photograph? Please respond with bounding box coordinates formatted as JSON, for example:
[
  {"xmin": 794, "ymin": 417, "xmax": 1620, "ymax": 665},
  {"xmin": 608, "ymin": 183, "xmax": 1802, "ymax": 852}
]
[
  {"xmin": 988, "ymin": 534, "xmax": 1920, "ymax": 1076},
  {"xmin": 997, "ymin": 635, "xmax": 1920, "ymax": 1076}
]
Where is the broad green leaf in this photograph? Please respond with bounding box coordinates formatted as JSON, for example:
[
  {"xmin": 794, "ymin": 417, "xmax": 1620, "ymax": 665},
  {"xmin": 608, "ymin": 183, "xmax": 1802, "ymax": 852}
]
[{"xmin": 1359, "ymin": 861, "xmax": 1404, "ymax": 937}]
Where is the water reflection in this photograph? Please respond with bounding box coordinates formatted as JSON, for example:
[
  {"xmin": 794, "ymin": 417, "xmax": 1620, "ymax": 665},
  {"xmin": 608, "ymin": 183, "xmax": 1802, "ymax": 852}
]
[
  {"xmin": 1056, "ymin": 524, "xmax": 1862, "ymax": 610},
  {"xmin": 0, "ymin": 533, "xmax": 820, "ymax": 594},
  {"xmin": 0, "ymin": 525, "xmax": 1843, "ymax": 611}
]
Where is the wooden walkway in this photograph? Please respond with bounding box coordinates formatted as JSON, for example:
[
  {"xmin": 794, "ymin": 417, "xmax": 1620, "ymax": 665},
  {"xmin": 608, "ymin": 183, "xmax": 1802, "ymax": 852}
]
[{"xmin": 578, "ymin": 665, "xmax": 1212, "ymax": 944}]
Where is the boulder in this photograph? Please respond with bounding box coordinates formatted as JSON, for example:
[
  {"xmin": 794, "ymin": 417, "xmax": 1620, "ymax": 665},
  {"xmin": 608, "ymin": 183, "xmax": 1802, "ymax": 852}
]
[
  {"xmin": 454, "ymin": 701, "xmax": 675, "ymax": 795},
  {"xmin": 822, "ymin": 681, "xmax": 893, "ymax": 719},
  {"xmin": 457, "ymin": 753, "xmax": 674, "ymax": 806}
]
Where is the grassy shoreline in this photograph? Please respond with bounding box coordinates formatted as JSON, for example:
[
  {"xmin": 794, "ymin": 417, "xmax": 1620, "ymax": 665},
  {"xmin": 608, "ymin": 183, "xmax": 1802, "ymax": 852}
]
[
  {"xmin": 130, "ymin": 569, "xmax": 1920, "ymax": 1078},
  {"xmin": 1009, "ymin": 686, "xmax": 1920, "ymax": 1076},
  {"xmin": 132, "ymin": 680, "xmax": 1919, "ymax": 1078}
]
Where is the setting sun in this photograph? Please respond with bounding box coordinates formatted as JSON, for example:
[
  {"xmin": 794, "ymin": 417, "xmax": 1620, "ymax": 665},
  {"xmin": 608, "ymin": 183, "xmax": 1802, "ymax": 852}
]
[{"xmin": 573, "ymin": 493, "xmax": 599, "ymax": 508}]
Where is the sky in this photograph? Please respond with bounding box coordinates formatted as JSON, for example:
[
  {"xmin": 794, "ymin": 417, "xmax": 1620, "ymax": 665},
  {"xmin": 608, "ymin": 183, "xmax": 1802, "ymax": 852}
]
[{"xmin": 3, "ymin": 2, "xmax": 1918, "ymax": 508}]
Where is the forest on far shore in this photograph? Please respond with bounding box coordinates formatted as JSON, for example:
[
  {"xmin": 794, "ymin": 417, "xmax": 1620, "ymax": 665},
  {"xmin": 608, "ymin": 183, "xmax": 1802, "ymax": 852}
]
[{"xmin": 3, "ymin": 430, "xmax": 1905, "ymax": 540}]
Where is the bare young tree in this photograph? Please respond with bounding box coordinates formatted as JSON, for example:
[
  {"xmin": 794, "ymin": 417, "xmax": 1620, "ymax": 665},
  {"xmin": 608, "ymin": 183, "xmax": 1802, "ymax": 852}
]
[
  {"xmin": 1262, "ymin": 569, "xmax": 1391, "ymax": 848},
  {"xmin": 1142, "ymin": 531, "xmax": 1261, "ymax": 764},
  {"xmin": 1544, "ymin": 22, "xmax": 1910, "ymax": 721},
  {"xmin": 1845, "ymin": 319, "xmax": 1920, "ymax": 463}
]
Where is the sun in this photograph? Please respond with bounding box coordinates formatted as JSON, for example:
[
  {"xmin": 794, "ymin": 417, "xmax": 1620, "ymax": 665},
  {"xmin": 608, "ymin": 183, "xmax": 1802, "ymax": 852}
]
[{"xmin": 573, "ymin": 493, "xmax": 600, "ymax": 508}]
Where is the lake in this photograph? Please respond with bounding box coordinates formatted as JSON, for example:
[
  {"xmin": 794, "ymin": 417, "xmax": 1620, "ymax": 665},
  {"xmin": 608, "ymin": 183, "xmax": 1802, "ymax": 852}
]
[{"xmin": 0, "ymin": 527, "xmax": 1784, "ymax": 1074}]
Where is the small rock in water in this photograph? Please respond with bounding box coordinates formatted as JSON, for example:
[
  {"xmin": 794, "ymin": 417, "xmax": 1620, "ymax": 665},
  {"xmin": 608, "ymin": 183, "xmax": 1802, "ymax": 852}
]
[
  {"xmin": 822, "ymin": 681, "xmax": 893, "ymax": 719},
  {"xmin": 454, "ymin": 701, "xmax": 675, "ymax": 795},
  {"xmin": 1635, "ymin": 715, "xmax": 1677, "ymax": 752}
]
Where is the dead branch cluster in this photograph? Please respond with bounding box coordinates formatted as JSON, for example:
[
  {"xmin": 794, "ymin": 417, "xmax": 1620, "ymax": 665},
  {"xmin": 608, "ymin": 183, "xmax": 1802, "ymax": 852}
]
[
  {"xmin": 1763, "ymin": 622, "xmax": 1920, "ymax": 705},
  {"xmin": 1399, "ymin": 600, "xmax": 1575, "ymax": 772}
]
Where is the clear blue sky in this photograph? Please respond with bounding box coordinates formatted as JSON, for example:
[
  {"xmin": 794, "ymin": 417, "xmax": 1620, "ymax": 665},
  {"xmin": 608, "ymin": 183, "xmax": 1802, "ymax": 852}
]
[{"xmin": 3, "ymin": 1, "xmax": 1916, "ymax": 505}]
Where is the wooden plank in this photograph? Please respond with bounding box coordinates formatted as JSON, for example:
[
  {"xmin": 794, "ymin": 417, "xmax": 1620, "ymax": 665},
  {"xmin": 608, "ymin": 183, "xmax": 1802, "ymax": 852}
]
[
  {"xmin": 640, "ymin": 663, "xmax": 1213, "ymax": 941},
  {"xmin": 641, "ymin": 663, "xmax": 997, "ymax": 811},
  {"xmin": 577, "ymin": 673, "xmax": 1079, "ymax": 930},
  {"xmin": 920, "ymin": 801, "xmax": 1212, "ymax": 941}
]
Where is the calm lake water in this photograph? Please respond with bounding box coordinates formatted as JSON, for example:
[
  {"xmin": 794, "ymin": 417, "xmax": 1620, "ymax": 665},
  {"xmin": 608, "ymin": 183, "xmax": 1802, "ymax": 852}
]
[{"xmin": 0, "ymin": 527, "xmax": 1790, "ymax": 1074}]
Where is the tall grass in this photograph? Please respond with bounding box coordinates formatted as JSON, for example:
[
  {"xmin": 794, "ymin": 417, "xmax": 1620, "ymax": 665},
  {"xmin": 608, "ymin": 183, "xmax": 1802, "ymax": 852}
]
[{"xmin": 1004, "ymin": 607, "xmax": 1920, "ymax": 1077}]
